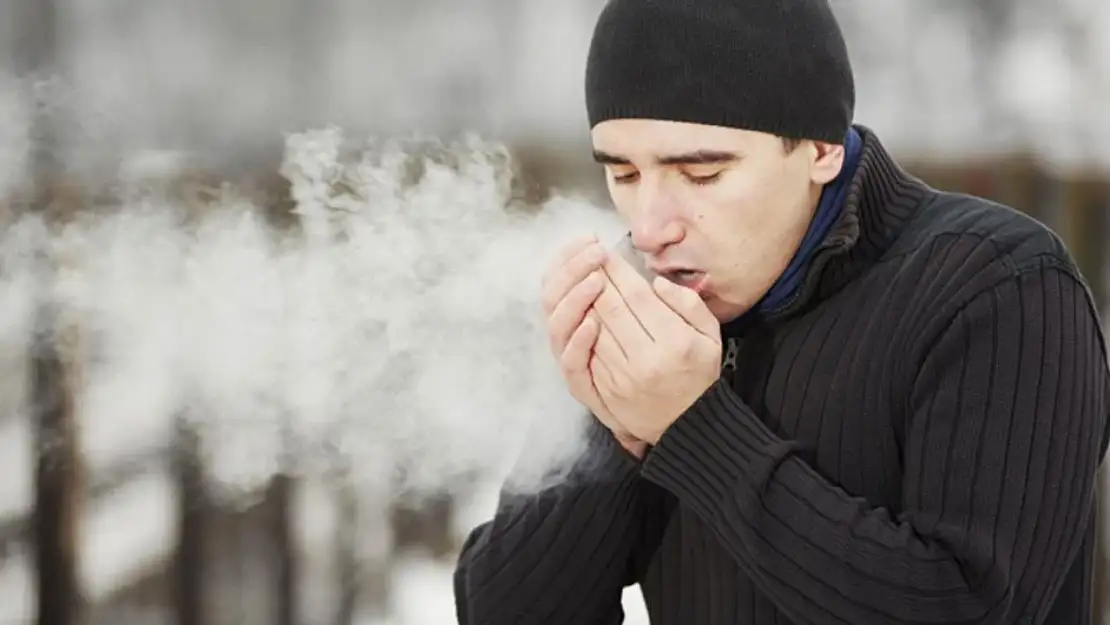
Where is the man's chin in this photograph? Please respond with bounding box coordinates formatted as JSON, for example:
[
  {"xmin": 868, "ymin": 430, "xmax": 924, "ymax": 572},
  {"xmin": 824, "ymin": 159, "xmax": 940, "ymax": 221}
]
[
  {"xmin": 705, "ymin": 299, "xmax": 741, "ymax": 326},
  {"xmin": 705, "ymin": 297, "xmax": 750, "ymax": 326}
]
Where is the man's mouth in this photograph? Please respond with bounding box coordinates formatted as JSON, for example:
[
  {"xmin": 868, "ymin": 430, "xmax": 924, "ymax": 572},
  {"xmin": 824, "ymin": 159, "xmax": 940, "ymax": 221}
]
[{"xmin": 663, "ymin": 269, "xmax": 709, "ymax": 295}]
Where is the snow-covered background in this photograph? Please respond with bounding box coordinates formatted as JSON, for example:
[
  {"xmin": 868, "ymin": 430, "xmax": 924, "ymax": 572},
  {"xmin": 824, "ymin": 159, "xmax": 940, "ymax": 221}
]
[
  {"xmin": 0, "ymin": 1, "xmax": 1108, "ymax": 624},
  {"xmin": 2, "ymin": 0, "xmax": 1110, "ymax": 178}
]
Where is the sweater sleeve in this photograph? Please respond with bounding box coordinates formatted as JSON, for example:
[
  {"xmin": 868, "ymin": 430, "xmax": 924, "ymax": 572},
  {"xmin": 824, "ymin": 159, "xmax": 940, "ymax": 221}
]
[
  {"xmin": 453, "ymin": 417, "xmax": 650, "ymax": 625},
  {"xmin": 639, "ymin": 266, "xmax": 1110, "ymax": 624}
]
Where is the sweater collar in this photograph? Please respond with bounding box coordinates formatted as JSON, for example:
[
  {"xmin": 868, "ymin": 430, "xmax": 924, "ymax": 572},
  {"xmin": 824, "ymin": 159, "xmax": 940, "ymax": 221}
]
[
  {"xmin": 753, "ymin": 126, "xmax": 862, "ymax": 314},
  {"xmin": 722, "ymin": 125, "xmax": 932, "ymax": 336}
]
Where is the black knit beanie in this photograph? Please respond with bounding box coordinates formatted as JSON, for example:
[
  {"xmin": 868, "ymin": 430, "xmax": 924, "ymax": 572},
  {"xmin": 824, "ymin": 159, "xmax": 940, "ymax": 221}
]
[{"xmin": 585, "ymin": 0, "xmax": 855, "ymax": 144}]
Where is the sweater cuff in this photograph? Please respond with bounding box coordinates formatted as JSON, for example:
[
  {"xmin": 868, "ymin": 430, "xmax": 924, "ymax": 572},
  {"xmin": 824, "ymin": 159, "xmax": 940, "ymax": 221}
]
[
  {"xmin": 570, "ymin": 416, "xmax": 643, "ymax": 484},
  {"xmin": 641, "ymin": 378, "xmax": 796, "ymax": 514}
]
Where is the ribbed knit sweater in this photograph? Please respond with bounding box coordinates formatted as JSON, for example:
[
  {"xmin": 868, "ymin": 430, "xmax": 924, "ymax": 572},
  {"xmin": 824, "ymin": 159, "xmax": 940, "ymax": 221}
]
[{"xmin": 453, "ymin": 126, "xmax": 1110, "ymax": 625}]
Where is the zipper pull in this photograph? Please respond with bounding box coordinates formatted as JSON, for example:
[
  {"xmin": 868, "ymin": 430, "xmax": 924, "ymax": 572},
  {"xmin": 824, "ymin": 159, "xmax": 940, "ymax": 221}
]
[{"xmin": 722, "ymin": 337, "xmax": 740, "ymax": 370}]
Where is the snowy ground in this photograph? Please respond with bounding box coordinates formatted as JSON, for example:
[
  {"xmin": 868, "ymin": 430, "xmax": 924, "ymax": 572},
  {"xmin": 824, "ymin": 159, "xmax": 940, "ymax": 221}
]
[
  {"xmin": 384, "ymin": 557, "xmax": 649, "ymax": 625},
  {"xmin": 0, "ymin": 555, "xmax": 651, "ymax": 625},
  {"xmin": 0, "ymin": 463, "xmax": 649, "ymax": 625}
]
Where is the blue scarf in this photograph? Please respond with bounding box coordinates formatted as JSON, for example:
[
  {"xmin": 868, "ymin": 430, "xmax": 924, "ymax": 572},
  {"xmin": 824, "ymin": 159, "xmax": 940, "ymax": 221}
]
[{"xmin": 725, "ymin": 127, "xmax": 863, "ymax": 332}]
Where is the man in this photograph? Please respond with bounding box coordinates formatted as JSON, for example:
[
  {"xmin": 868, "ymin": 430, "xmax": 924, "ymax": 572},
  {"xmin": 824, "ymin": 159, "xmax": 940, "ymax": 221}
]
[{"xmin": 453, "ymin": 0, "xmax": 1110, "ymax": 623}]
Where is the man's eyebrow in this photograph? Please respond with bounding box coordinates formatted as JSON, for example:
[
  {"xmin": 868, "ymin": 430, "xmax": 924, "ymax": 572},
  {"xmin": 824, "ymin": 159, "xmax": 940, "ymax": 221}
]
[
  {"xmin": 592, "ymin": 150, "xmax": 630, "ymax": 165},
  {"xmin": 657, "ymin": 150, "xmax": 740, "ymax": 165},
  {"xmin": 592, "ymin": 150, "xmax": 740, "ymax": 166}
]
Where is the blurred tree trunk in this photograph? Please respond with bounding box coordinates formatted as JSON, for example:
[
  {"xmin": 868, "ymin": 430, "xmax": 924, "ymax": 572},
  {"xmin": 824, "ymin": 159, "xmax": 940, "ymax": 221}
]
[
  {"xmin": 31, "ymin": 310, "xmax": 84, "ymax": 625},
  {"xmin": 268, "ymin": 463, "xmax": 298, "ymax": 625},
  {"xmin": 333, "ymin": 480, "xmax": 359, "ymax": 625},
  {"xmin": 334, "ymin": 471, "xmax": 393, "ymax": 625},
  {"xmin": 992, "ymin": 156, "xmax": 1055, "ymax": 227},
  {"xmin": 264, "ymin": 0, "xmax": 318, "ymax": 618},
  {"xmin": 173, "ymin": 419, "xmax": 208, "ymax": 625},
  {"xmin": 16, "ymin": 0, "xmax": 86, "ymax": 623},
  {"xmin": 391, "ymin": 494, "xmax": 456, "ymax": 561},
  {"xmin": 1054, "ymin": 175, "xmax": 1109, "ymax": 624},
  {"xmin": 1054, "ymin": 176, "xmax": 1108, "ymax": 308},
  {"xmin": 1059, "ymin": 177, "xmax": 1110, "ymax": 624}
]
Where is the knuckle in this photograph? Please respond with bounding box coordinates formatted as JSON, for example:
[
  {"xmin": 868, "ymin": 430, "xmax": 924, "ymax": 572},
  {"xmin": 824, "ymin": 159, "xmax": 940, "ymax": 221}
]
[
  {"xmin": 681, "ymin": 343, "xmax": 700, "ymax": 364},
  {"xmin": 559, "ymin": 346, "xmax": 582, "ymax": 374},
  {"xmin": 549, "ymin": 322, "xmax": 571, "ymax": 353},
  {"xmin": 596, "ymin": 294, "xmax": 621, "ymax": 316},
  {"xmin": 559, "ymin": 358, "xmax": 575, "ymax": 379},
  {"xmin": 544, "ymin": 269, "xmax": 601, "ymax": 317},
  {"xmin": 552, "ymin": 326, "xmax": 577, "ymax": 355},
  {"xmin": 571, "ymin": 254, "xmax": 605, "ymax": 283},
  {"xmin": 549, "ymin": 333, "xmax": 565, "ymax": 360},
  {"xmin": 555, "ymin": 239, "xmax": 588, "ymax": 266},
  {"xmin": 546, "ymin": 316, "xmax": 562, "ymax": 340},
  {"xmin": 673, "ymin": 335, "xmax": 698, "ymax": 357},
  {"xmin": 569, "ymin": 273, "xmax": 601, "ymax": 302}
]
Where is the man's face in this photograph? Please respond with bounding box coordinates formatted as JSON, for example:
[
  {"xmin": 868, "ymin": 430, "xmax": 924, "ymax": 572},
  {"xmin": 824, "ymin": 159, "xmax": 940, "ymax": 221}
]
[{"xmin": 591, "ymin": 119, "xmax": 845, "ymax": 324}]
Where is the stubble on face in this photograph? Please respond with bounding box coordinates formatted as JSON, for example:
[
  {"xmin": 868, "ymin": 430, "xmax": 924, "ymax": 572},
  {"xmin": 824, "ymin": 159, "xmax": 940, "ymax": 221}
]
[{"xmin": 591, "ymin": 119, "xmax": 826, "ymax": 323}]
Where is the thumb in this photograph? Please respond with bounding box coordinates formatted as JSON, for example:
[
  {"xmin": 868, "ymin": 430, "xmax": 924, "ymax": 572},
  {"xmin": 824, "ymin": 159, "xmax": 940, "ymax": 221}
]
[{"xmin": 652, "ymin": 276, "xmax": 720, "ymax": 341}]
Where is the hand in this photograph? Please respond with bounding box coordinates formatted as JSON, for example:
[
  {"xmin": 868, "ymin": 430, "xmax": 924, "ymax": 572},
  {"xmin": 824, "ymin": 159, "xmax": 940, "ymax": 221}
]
[
  {"xmin": 587, "ymin": 253, "xmax": 722, "ymax": 445},
  {"xmin": 541, "ymin": 235, "xmax": 648, "ymax": 458}
]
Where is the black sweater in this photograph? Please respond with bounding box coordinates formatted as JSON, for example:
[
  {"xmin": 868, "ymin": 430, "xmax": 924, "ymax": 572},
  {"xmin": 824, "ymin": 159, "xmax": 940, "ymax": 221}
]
[{"xmin": 453, "ymin": 126, "xmax": 1110, "ymax": 625}]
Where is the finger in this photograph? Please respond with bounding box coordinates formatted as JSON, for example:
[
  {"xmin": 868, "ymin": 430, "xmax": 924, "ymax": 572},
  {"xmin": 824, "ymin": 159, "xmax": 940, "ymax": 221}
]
[
  {"xmin": 542, "ymin": 235, "xmax": 597, "ymax": 284},
  {"xmin": 560, "ymin": 306, "xmax": 601, "ymax": 379},
  {"xmin": 589, "ymin": 353, "xmax": 618, "ymax": 399},
  {"xmin": 602, "ymin": 252, "xmax": 681, "ymax": 340},
  {"xmin": 547, "ymin": 271, "xmax": 605, "ymax": 356},
  {"xmin": 561, "ymin": 315, "xmax": 616, "ymax": 418},
  {"xmin": 541, "ymin": 239, "xmax": 608, "ymax": 316},
  {"xmin": 592, "ymin": 310, "xmax": 628, "ymax": 366},
  {"xmin": 592, "ymin": 271, "xmax": 654, "ymax": 355},
  {"xmin": 652, "ymin": 276, "xmax": 721, "ymax": 341}
]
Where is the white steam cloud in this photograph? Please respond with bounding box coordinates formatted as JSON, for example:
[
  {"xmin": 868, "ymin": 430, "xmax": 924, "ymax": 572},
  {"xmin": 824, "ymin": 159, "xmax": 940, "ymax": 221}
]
[{"xmin": 0, "ymin": 124, "xmax": 627, "ymax": 504}]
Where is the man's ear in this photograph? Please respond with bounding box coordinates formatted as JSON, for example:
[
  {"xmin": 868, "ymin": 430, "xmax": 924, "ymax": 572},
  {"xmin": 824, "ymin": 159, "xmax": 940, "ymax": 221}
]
[{"xmin": 810, "ymin": 142, "xmax": 846, "ymax": 185}]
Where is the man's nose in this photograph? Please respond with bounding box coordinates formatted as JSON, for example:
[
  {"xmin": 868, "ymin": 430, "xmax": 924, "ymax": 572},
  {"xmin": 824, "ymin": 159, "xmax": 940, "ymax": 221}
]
[{"xmin": 629, "ymin": 184, "xmax": 684, "ymax": 255}]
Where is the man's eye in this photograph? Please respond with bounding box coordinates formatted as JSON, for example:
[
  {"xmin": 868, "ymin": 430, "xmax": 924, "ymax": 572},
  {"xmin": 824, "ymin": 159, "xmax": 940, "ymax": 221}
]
[
  {"xmin": 612, "ymin": 171, "xmax": 640, "ymax": 184},
  {"xmin": 684, "ymin": 171, "xmax": 723, "ymax": 185}
]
